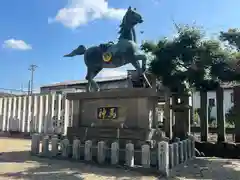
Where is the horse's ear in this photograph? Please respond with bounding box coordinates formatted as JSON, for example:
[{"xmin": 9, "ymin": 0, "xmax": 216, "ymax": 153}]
[{"xmin": 128, "ymin": 6, "xmax": 131, "ymax": 10}]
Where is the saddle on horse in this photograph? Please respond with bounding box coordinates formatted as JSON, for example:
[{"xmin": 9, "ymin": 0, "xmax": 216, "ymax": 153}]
[
  {"xmin": 99, "ymin": 41, "xmax": 114, "ymax": 62},
  {"xmin": 99, "ymin": 41, "xmax": 114, "ymax": 52}
]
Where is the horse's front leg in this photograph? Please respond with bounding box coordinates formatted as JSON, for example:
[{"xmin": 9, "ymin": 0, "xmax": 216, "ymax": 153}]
[
  {"xmin": 92, "ymin": 79, "xmax": 100, "ymax": 92},
  {"xmin": 86, "ymin": 80, "xmax": 92, "ymax": 92},
  {"xmin": 86, "ymin": 67, "xmax": 102, "ymax": 92}
]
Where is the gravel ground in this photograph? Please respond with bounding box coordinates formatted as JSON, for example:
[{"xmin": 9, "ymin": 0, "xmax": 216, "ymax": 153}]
[{"xmin": 0, "ymin": 138, "xmax": 240, "ymax": 180}]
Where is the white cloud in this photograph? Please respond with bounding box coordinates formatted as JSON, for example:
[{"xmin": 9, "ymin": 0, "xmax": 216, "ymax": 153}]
[
  {"xmin": 48, "ymin": 0, "xmax": 126, "ymax": 29},
  {"xmin": 2, "ymin": 38, "xmax": 32, "ymax": 50}
]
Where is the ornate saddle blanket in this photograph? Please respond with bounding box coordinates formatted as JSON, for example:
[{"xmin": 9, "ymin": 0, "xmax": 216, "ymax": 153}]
[{"xmin": 99, "ymin": 41, "xmax": 115, "ymax": 63}]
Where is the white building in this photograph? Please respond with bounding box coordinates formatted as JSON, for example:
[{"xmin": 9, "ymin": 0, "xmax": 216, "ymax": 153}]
[
  {"xmin": 40, "ymin": 74, "xmax": 236, "ymax": 122},
  {"xmin": 192, "ymin": 84, "xmax": 234, "ymax": 121}
]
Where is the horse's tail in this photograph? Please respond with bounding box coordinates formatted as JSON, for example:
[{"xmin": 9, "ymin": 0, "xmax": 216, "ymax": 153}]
[
  {"xmin": 77, "ymin": 45, "xmax": 87, "ymax": 55},
  {"xmin": 63, "ymin": 45, "xmax": 86, "ymax": 57}
]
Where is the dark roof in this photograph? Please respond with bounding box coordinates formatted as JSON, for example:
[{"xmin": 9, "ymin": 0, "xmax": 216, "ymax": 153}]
[
  {"xmin": 0, "ymin": 92, "xmax": 15, "ymax": 97},
  {"xmin": 41, "ymin": 75, "xmax": 128, "ymax": 88}
]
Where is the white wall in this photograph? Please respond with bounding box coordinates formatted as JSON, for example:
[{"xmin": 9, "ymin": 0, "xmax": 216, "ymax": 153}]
[{"xmin": 192, "ymin": 89, "xmax": 234, "ymax": 120}]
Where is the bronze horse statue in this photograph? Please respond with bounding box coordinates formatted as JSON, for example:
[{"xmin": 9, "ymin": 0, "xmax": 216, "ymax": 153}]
[{"xmin": 64, "ymin": 7, "xmax": 147, "ymax": 92}]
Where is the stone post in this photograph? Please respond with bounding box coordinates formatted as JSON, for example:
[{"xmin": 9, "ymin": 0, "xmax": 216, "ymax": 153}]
[
  {"xmin": 187, "ymin": 138, "xmax": 192, "ymax": 158},
  {"xmin": 168, "ymin": 144, "xmax": 174, "ymax": 168},
  {"xmin": 42, "ymin": 136, "xmax": 49, "ymax": 156},
  {"xmin": 61, "ymin": 138, "xmax": 70, "ymax": 158},
  {"xmin": 51, "ymin": 136, "xmax": 59, "ymax": 157},
  {"xmin": 216, "ymin": 87, "xmax": 226, "ymax": 142},
  {"xmin": 200, "ymin": 91, "xmax": 208, "ymax": 141},
  {"xmin": 84, "ymin": 140, "xmax": 92, "ymax": 161},
  {"xmin": 141, "ymin": 144, "xmax": 150, "ymax": 168},
  {"xmin": 158, "ymin": 141, "xmax": 169, "ymax": 177},
  {"xmin": 125, "ymin": 143, "xmax": 134, "ymax": 167},
  {"xmin": 183, "ymin": 140, "xmax": 188, "ymax": 161},
  {"xmin": 72, "ymin": 139, "xmax": 81, "ymax": 160},
  {"xmin": 173, "ymin": 142, "xmax": 179, "ymax": 166},
  {"xmin": 97, "ymin": 141, "xmax": 106, "ymax": 164},
  {"xmin": 111, "ymin": 142, "xmax": 119, "ymax": 165},
  {"xmin": 31, "ymin": 133, "xmax": 40, "ymax": 155},
  {"xmin": 178, "ymin": 141, "xmax": 184, "ymax": 163}
]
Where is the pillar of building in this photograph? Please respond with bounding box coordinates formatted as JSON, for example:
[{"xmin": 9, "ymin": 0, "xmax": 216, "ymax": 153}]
[
  {"xmin": 233, "ymin": 86, "xmax": 240, "ymax": 142},
  {"xmin": 200, "ymin": 91, "xmax": 208, "ymax": 141}
]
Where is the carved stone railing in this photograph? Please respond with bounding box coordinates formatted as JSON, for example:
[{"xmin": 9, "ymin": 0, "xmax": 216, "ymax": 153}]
[{"xmin": 31, "ymin": 134, "xmax": 195, "ymax": 177}]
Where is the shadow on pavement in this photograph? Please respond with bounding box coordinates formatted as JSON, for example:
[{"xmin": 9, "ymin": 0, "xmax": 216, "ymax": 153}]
[
  {"xmin": 0, "ymin": 150, "xmax": 159, "ymax": 180},
  {"xmin": 0, "ymin": 140, "xmax": 239, "ymax": 180},
  {"xmin": 170, "ymin": 157, "xmax": 240, "ymax": 180}
]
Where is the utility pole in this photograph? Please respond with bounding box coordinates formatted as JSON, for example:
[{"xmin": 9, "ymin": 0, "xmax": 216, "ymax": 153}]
[{"xmin": 28, "ymin": 64, "xmax": 38, "ymax": 95}]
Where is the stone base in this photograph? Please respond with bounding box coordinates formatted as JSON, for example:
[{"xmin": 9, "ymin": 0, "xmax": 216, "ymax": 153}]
[
  {"xmin": 66, "ymin": 88, "xmax": 164, "ymax": 130},
  {"xmin": 67, "ymin": 126, "xmax": 168, "ymax": 149}
]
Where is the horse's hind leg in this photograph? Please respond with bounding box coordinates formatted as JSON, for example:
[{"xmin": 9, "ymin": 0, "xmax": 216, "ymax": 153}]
[
  {"xmin": 85, "ymin": 67, "xmax": 102, "ymax": 92},
  {"xmin": 85, "ymin": 70, "xmax": 92, "ymax": 92}
]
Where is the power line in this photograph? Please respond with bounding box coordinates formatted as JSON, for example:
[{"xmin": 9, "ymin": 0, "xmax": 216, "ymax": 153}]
[{"xmin": 28, "ymin": 64, "xmax": 38, "ymax": 95}]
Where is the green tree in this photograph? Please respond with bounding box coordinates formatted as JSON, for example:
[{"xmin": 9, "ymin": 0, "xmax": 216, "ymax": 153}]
[
  {"xmin": 141, "ymin": 25, "xmax": 240, "ymax": 139},
  {"xmin": 141, "ymin": 25, "xmax": 232, "ymax": 94},
  {"xmin": 219, "ymin": 29, "xmax": 240, "ymax": 77},
  {"xmin": 220, "ymin": 28, "xmax": 240, "ymax": 50}
]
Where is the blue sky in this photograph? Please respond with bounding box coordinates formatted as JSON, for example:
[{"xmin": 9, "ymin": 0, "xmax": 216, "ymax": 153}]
[{"xmin": 0, "ymin": 0, "xmax": 239, "ymax": 92}]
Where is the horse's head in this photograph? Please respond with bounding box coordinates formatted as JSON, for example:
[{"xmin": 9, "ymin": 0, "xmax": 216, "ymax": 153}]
[
  {"xmin": 63, "ymin": 45, "xmax": 86, "ymax": 57},
  {"xmin": 124, "ymin": 6, "xmax": 143, "ymax": 27}
]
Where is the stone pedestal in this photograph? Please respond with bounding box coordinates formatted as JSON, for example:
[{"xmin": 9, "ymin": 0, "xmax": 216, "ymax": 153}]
[
  {"xmin": 172, "ymin": 94, "xmax": 190, "ymax": 140},
  {"xmin": 66, "ymin": 88, "xmax": 167, "ymax": 148}
]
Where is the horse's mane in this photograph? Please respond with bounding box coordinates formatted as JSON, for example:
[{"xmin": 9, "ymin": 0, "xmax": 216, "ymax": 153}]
[
  {"xmin": 118, "ymin": 15, "xmax": 126, "ymax": 37},
  {"xmin": 118, "ymin": 12, "xmax": 136, "ymax": 41}
]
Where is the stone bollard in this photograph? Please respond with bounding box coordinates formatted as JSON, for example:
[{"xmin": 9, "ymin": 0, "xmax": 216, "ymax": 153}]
[
  {"xmin": 125, "ymin": 143, "xmax": 134, "ymax": 167},
  {"xmin": 61, "ymin": 138, "xmax": 70, "ymax": 158},
  {"xmin": 188, "ymin": 135, "xmax": 195, "ymax": 158},
  {"xmin": 111, "ymin": 142, "xmax": 119, "ymax": 165},
  {"xmin": 175, "ymin": 137, "xmax": 180, "ymax": 142},
  {"xmin": 178, "ymin": 141, "xmax": 184, "ymax": 164},
  {"xmin": 51, "ymin": 136, "xmax": 59, "ymax": 157},
  {"xmin": 84, "ymin": 140, "xmax": 92, "ymax": 161},
  {"xmin": 168, "ymin": 144, "xmax": 174, "ymax": 169},
  {"xmin": 173, "ymin": 142, "xmax": 179, "ymax": 166},
  {"xmin": 158, "ymin": 141, "xmax": 169, "ymax": 177},
  {"xmin": 42, "ymin": 136, "xmax": 49, "ymax": 156},
  {"xmin": 31, "ymin": 134, "xmax": 40, "ymax": 155},
  {"xmin": 183, "ymin": 140, "xmax": 188, "ymax": 161},
  {"xmin": 97, "ymin": 141, "xmax": 106, "ymax": 164},
  {"xmin": 187, "ymin": 139, "xmax": 192, "ymax": 158},
  {"xmin": 72, "ymin": 139, "xmax": 81, "ymax": 160},
  {"xmin": 141, "ymin": 144, "xmax": 150, "ymax": 168}
]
